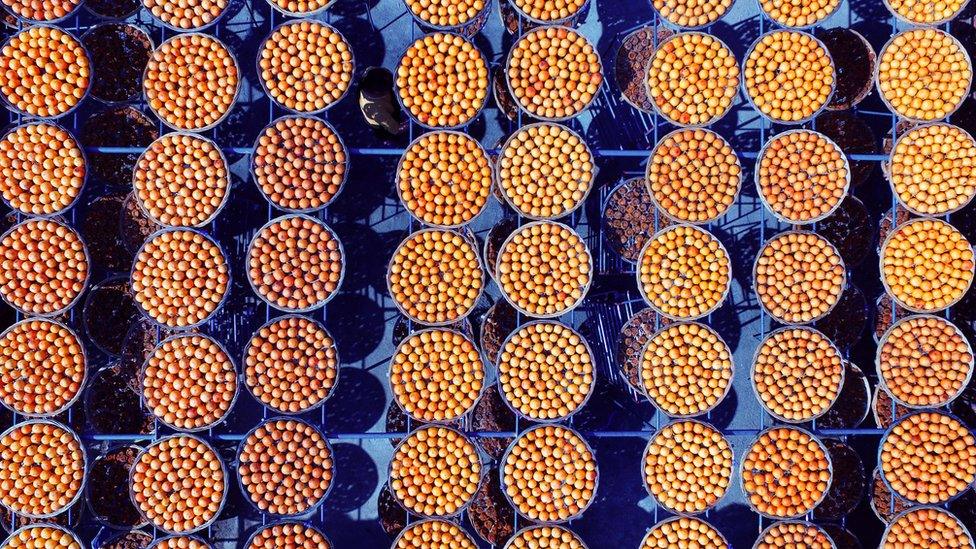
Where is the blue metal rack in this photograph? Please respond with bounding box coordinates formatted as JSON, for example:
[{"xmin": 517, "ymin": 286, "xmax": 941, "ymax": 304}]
[{"xmin": 1, "ymin": 0, "xmax": 969, "ymax": 545}]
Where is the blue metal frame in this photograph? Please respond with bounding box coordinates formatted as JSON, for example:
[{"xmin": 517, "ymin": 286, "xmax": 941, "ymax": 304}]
[{"xmin": 0, "ymin": 0, "xmax": 965, "ymax": 545}]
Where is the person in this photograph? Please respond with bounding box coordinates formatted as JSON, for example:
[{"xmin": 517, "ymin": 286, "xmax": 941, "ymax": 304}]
[{"xmin": 358, "ymin": 67, "xmax": 406, "ymax": 137}]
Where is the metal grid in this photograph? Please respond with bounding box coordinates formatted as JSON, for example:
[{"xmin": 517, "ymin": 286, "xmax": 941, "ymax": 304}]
[{"xmin": 0, "ymin": 0, "xmax": 969, "ymax": 545}]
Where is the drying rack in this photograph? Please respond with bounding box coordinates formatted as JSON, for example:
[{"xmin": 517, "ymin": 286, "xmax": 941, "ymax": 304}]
[{"xmin": 0, "ymin": 0, "xmax": 970, "ymax": 545}]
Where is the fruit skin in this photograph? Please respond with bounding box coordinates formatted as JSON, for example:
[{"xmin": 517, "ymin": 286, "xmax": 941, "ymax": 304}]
[
  {"xmin": 496, "ymin": 320, "xmax": 595, "ymax": 422},
  {"xmin": 637, "ymin": 224, "xmax": 731, "ymax": 320},
  {"xmin": 744, "ymin": 30, "xmax": 835, "ymax": 123},
  {"xmin": 143, "ymin": 33, "xmax": 239, "ymax": 131},
  {"xmin": 506, "ymin": 26, "xmax": 603, "ymax": 121},
  {"xmin": 505, "ymin": 525, "xmax": 587, "ymax": 549},
  {"xmin": 651, "ymin": 0, "xmax": 734, "ymax": 27},
  {"xmin": 882, "ymin": 507, "xmax": 974, "ymax": 549},
  {"xmin": 0, "ymin": 318, "xmax": 86, "ymax": 417},
  {"xmin": 388, "ymin": 425, "xmax": 483, "ymax": 517},
  {"xmin": 395, "ymin": 32, "xmax": 488, "ymax": 128},
  {"xmin": 133, "ymin": 132, "xmax": 229, "ymax": 228},
  {"xmin": 888, "ymin": 123, "xmax": 976, "ymax": 215},
  {"xmin": 393, "ymin": 519, "xmax": 478, "ymax": 549},
  {"xmin": 645, "ymin": 32, "xmax": 739, "ymax": 127},
  {"xmin": 131, "ymin": 228, "xmax": 230, "ymax": 329},
  {"xmin": 405, "ymin": 0, "xmax": 487, "ymax": 27},
  {"xmin": 876, "ymin": 29, "xmax": 972, "ymax": 122},
  {"xmin": 753, "ymin": 230, "xmax": 846, "ymax": 324},
  {"xmin": 246, "ymin": 214, "xmax": 345, "ymax": 312},
  {"xmin": 130, "ymin": 434, "xmax": 227, "ymax": 534},
  {"xmin": 640, "ymin": 321, "xmax": 734, "ymax": 417},
  {"xmin": 0, "ymin": 122, "xmax": 86, "ymax": 216},
  {"xmin": 755, "ymin": 521, "xmax": 834, "ymax": 549},
  {"xmin": 396, "ymin": 130, "xmax": 491, "ymax": 227},
  {"xmin": 510, "ymin": 0, "xmax": 586, "ymax": 23},
  {"xmin": 0, "ymin": 420, "xmax": 86, "ymax": 518},
  {"xmin": 142, "ymin": 334, "xmax": 237, "ymax": 431},
  {"xmin": 756, "ymin": 129, "xmax": 850, "ymax": 224},
  {"xmin": 243, "ymin": 314, "xmax": 339, "ymax": 414},
  {"xmin": 0, "ymin": 218, "xmax": 89, "ymax": 316},
  {"xmin": 880, "ymin": 218, "xmax": 974, "ymax": 313},
  {"xmin": 496, "ymin": 221, "xmax": 592, "ymax": 318},
  {"xmin": 640, "ymin": 516, "xmax": 728, "ymax": 549},
  {"xmin": 740, "ymin": 426, "xmax": 832, "ymax": 518},
  {"xmin": 497, "ymin": 122, "xmax": 595, "ymax": 220},
  {"xmin": 236, "ymin": 418, "xmax": 334, "ymax": 517},
  {"xmin": 501, "ymin": 424, "xmax": 598, "ymax": 523},
  {"xmin": 1, "ymin": 525, "xmax": 83, "ymax": 549},
  {"xmin": 877, "ymin": 314, "xmax": 974, "ymax": 408},
  {"xmin": 388, "ymin": 228, "xmax": 485, "ymax": 325},
  {"xmin": 758, "ymin": 0, "xmax": 840, "ymax": 28},
  {"xmin": 390, "ymin": 327, "xmax": 486, "ymax": 423},
  {"xmin": 143, "ymin": 0, "xmax": 228, "ymax": 30},
  {"xmin": 751, "ymin": 327, "xmax": 845, "ymax": 423},
  {"xmin": 246, "ymin": 522, "xmax": 333, "ymax": 549},
  {"xmin": 258, "ymin": 21, "xmax": 354, "ymax": 114},
  {"xmin": 642, "ymin": 419, "xmax": 733, "ymax": 514},
  {"xmin": 0, "ymin": 26, "xmax": 91, "ymax": 118},
  {"xmin": 646, "ymin": 128, "xmax": 741, "ymax": 224},
  {"xmin": 879, "ymin": 411, "xmax": 976, "ymax": 504}
]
